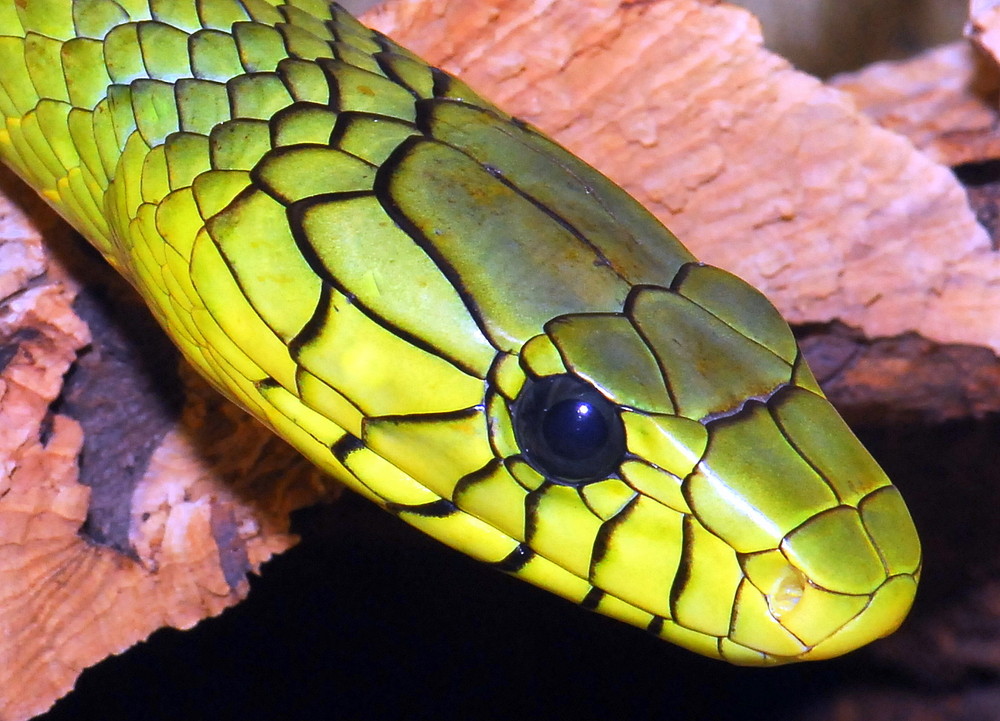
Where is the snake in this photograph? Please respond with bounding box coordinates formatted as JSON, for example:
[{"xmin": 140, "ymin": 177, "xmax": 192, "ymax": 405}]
[{"xmin": 0, "ymin": 0, "xmax": 921, "ymax": 665}]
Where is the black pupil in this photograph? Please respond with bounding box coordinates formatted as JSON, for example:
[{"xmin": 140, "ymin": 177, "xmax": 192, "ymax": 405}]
[
  {"xmin": 511, "ymin": 374, "xmax": 626, "ymax": 484},
  {"xmin": 543, "ymin": 399, "xmax": 608, "ymax": 460}
]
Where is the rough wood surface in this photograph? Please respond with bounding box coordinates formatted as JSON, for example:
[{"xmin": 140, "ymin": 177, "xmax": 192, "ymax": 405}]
[
  {"xmin": 830, "ymin": 42, "xmax": 1000, "ymax": 167},
  {"xmin": 2, "ymin": 0, "xmax": 1000, "ymax": 719}
]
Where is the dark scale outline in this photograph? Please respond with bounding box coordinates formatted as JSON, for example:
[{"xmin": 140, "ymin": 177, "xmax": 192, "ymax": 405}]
[
  {"xmin": 484, "ymin": 390, "xmax": 516, "ymax": 460},
  {"xmin": 364, "ymin": 405, "xmax": 487, "ymax": 430},
  {"xmin": 199, "ymin": 183, "xmax": 333, "ymax": 348},
  {"xmin": 279, "ymin": 189, "xmax": 491, "ymax": 378},
  {"xmin": 502, "ymin": 456, "xmax": 546, "ymax": 493},
  {"xmin": 667, "ymin": 513, "xmax": 701, "ymax": 625},
  {"xmin": 699, "ymin": 397, "xmax": 802, "ymax": 459},
  {"xmin": 589, "ymin": 495, "xmax": 683, "ymax": 619},
  {"xmin": 145, "ymin": 1, "xmax": 182, "ymax": 31},
  {"xmin": 699, "ymin": 385, "xmax": 791, "ymax": 425},
  {"xmin": 372, "ymin": 135, "xmax": 504, "ymax": 355},
  {"xmin": 452, "ymin": 458, "xmax": 504, "ymax": 504},
  {"xmin": 671, "ymin": 261, "xmax": 799, "ymax": 369},
  {"xmin": 372, "ymin": 48, "xmax": 444, "ymax": 102},
  {"xmin": 581, "ymin": 587, "xmax": 604, "ymax": 611},
  {"xmin": 293, "ymin": 363, "xmax": 367, "ymax": 427},
  {"xmin": 229, "ymin": 20, "xmax": 278, "ymax": 75},
  {"xmin": 272, "ymin": 55, "xmax": 334, "ymax": 104},
  {"xmin": 246, "ymin": 142, "xmax": 378, "ymax": 205},
  {"xmin": 521, "ymin": 482, "xmax": 551, "ymax": 546},
  {"xmin": 266, "ymin": 100, "xmax": 344, "ymax": 149},
  {"xmin": 134, "ymin": 20, "xmax": 191, "ymax": 82},
  {"xmin": 223, "ymin": 70, "xmax": 291, "ymax": 123},
  {"xmin": 429, "ymin": 66, "xmax": 455, "ymax": 99},
  {"xmin": 492, "ymin": 543, "xmax": 535, "ymax": 574},
  {"xmin": 271, "ymin": 13, "xmax": 335, "ymax": 70},
  {"xmin": 285, "ymin": 284, "xmax": 372, "ymax": 413},
  {"xmin": 172, "ymin": 75, "xmax": 227, "ymax": 134},
  {"xmin": 724, "ymin": 578, "xmax": 809, "ymax": 656},
  {"xmin": 314, "ymin": 56, "xmax": 419, "ymax": 122},
  {"xmin": 765, "ymin": 385, "xmax": 850, "ymax": 504},
  {"xmin": 326, "ymin": 6, "xmax": 383, "ymax": 51},
  {"xmin": 234, "ymin": 0, "xmax": 277, "ymax": 26},
  {"xmin": 540, "ymin": 309, "xmax": 677, "ymax": 414},
  {"xmin": 288, "ymin": 282, "xmax": 334, "ymax": 363},
  {"xmin": 616, "ymin": 453, "xmax": 685, "ymax": 496},
  {"xmin": 327, "ymin": 109, "xmax": 423, "ymax": 160},
  {"xmin": 194, "ymin": 0, "xmax": 246, "ymax": 33},
  {"xmin": 368, "ymin": 30, "xmax": 438, "ymax": 84},
  {"xmin": 328, "ymin": 39, "xmax": 368, "ymax": 69},
  {"xmin": 186, "ymin": 27, "xmax": 237, "ymax": 81},
  {"xmin": 509, "ymin": 115, "xmax": 531, "ymax": 131},
  {"xmin": 255, "ymin": 376, "xmax": 361, "ymax": 448},
  {"xmin": 725, "ymin": 578, "xmax": 749, "ymax": 647},
  {"xmin": 372, "ymin": 51, "xmax": 418, "ymax": 99},
  {"xmin": 587, "ymin": 495, "xmax": 638, "ymax": 583},
  {"xmin": 128, "ymin": 78, "xmax": 178, "ymax": 148},
  {"xmin": 779, "ymin": 503, "xmax": 890, "ymax": 587},
  {"xmin": 189, "ymin": 183, "xmax": 338, "ymax": 381},
  {"xmin": 330, "ymin": 432, "xmax": 365, "ymax": 464},
  {"xmin": 646, "ymin": 616, "xmax": 666, "ymax": 635},
  {"xmin": 206, "ymin": 116, "xmax": 272, "ymax": 171},
  {"xmin": 411, "ymin": 96, "xmax": 632, "ymax": 286},
  {"xmin": 326, "ymin": 10, "xmax": 352, "ymax": 45},
  {"xmin": 579, "ymin": 477, "xmax": 638, "ymax": 521},
  {"xmin": 386, "ymin": 499, "xmax": 458, "ymax": 518},
  {"xmin": 313, "ymin": 57, "xmax": 345, "ymax": 113},
  {"xmin": 859, "ymin": 487, "xmax": 923, "ymax": 579},
  {"xmin": 620, "ymin": 284, "xmax": 683, "ymax": 415},
  {"xmin": 274, "ymin": 3, "xmax": 336, "ymax": 44},
  {"xmin": 485, "ymin": 351, "xmax": 524, "ymax": 403}
]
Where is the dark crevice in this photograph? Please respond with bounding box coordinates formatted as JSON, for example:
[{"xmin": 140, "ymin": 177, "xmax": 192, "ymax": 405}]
[
  {"xmin": 954, "ymin": 160, "xmax": 1000, "ymax": 250},
  {"xmin": 61, "ymin": 283, "xmax": 184, "ymax": 556}
]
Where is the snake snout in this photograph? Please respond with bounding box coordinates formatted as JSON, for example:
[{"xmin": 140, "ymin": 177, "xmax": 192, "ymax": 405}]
[{"xmin": 682, "ymin": 386, "xmax": 921, "ymax": 663}]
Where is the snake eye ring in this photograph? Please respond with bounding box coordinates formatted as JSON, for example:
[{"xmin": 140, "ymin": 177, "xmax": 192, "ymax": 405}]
[{"xmin": 511, "ymin": 374, "xmax": 626, "ymax": 483}]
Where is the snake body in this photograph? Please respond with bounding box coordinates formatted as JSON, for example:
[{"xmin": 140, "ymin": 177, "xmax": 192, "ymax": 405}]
[{"xmin": 0, "ymin": 0, "xmax": 920, "ymax": 664}]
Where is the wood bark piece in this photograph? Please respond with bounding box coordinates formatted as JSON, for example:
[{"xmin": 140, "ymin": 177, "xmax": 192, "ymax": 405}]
[
  {"xmin": 970, "ymin": 0, "xmax": 1000, "ymax": 64},
  {"xmin": 830, "ymin": 42, "xmax": 1000, "ymax": 167},
  {"xmin": 0, "ymin": 0, "xmax": 996, "ymax": 718}
]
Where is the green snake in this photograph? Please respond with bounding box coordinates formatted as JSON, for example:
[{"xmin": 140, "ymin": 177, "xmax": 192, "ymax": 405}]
[{"xmin": 0, "ymin": 0, "xmax": 921, "ymax": 665}]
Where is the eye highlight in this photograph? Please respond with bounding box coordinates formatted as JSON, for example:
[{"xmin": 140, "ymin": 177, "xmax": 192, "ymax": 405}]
[{"xmin": 511, "ymin": 374, "xmax": 626, "ymax": 483}]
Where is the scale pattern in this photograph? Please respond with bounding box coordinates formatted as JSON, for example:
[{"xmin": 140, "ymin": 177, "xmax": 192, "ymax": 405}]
[{"xmin": 0, "ymin": 0, "xmax": 921, "ymax": 665}]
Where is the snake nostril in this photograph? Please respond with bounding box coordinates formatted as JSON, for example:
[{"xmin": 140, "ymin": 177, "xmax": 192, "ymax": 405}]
[{"xmin": 768, "ymin": 565, "xmax": 806, "ymax": 618}]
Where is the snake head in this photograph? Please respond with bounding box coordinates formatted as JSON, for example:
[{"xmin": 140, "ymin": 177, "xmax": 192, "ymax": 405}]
[
  {"xmin": 344, "ymin": 98, "xmax": 920, "ymax": 665},
  {"xmin": 489, "ymin": 265, "xmax": 921, "ymax": 664}
]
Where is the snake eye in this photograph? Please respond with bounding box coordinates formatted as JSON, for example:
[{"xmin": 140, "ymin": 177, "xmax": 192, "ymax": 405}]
[{"xmin": 511, "ymin": 374, "xmax": 626, "ymax": 483}]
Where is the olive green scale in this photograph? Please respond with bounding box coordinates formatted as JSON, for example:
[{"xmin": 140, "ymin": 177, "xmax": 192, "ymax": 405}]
[{"xmin": 0, "ymin": 0, "xmax": 920, "ymax": 665}]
